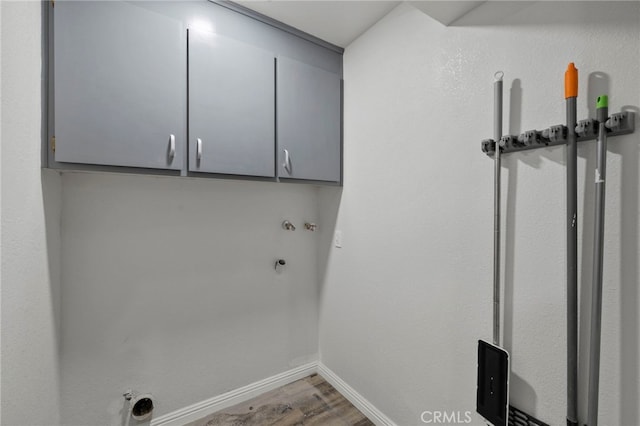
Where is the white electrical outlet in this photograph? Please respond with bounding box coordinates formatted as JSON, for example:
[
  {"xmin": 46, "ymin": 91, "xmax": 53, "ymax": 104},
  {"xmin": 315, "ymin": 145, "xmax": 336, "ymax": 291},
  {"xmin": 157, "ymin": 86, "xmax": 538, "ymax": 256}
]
[{"xmin": 334, "ymin": 230, "xmax": 343, "ymax": 248}]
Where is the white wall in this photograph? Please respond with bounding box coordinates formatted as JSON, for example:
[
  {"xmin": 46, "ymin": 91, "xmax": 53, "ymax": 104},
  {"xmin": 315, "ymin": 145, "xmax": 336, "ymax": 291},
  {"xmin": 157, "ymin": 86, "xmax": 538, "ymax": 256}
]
[
  {"xmin": 1, "ymin": 1, "xmax": 62, "ymax": 424},
  {"xmin": 319, "ymin": 2, "xmax": 640, "ymax": 425},
  {"xmin": 59, "ymin": 173, "xmax": 320, "ymax": 425},
  {"xmin": 4, "ymin": 2, "xmax": 639, "ymax": 426}
]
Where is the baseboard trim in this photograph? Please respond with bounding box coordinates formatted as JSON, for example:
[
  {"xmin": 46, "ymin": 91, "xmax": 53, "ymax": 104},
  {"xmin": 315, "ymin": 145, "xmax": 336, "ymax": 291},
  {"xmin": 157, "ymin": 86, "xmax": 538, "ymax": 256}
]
[
  {"xmin": 151, "ymin": 362, "xmax": 318, "ymax": 426},
  {"xmin": 151, "ymin": 361, "xmax": 395, "ymax": 426},
  {"xmin": 317, "ymin": 363, "xmax": 397, "ymax": 426}
]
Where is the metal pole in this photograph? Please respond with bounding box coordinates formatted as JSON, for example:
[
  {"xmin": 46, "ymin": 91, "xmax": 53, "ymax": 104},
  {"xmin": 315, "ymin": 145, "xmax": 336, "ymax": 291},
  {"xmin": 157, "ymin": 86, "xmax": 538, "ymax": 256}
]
[
  {"xmin": 493, "ymin": 71, "xmax": 503, "ymax": 346},
  {"xmin": 587, "ymin": 96, "xmax": 608, "ymax": 426},
  {"xmin": 565, "ymin": 63, "xmax": 579, "ymax": 426}
]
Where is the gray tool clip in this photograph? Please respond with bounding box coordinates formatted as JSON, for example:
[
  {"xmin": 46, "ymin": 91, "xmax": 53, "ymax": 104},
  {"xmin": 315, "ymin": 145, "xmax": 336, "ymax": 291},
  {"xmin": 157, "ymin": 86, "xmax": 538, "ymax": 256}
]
[
  {"xmin": 542, "ymin": 125, "xmax": 567, "ymax": 143},
  {"xmin": 518, "ymin": 130, "xmax": 543, "ymax": 147},
  {"xmin": 576, "ymin": 119, "xmax": 597, "ymax": 139}
]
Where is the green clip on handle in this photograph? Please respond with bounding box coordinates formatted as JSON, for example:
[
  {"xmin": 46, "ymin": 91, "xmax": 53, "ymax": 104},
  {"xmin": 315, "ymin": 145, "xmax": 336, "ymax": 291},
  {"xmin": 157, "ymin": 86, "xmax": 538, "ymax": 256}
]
[{"xmin": 596, "ymin": 95, "xmax": 608, "ymax": 110}]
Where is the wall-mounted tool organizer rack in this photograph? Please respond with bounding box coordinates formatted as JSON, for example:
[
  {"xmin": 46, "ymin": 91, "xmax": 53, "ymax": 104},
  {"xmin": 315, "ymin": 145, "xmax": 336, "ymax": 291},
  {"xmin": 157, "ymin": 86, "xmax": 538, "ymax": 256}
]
[
  {"xmin": 476, "ymin": 63, "xmax": 638, "ymax": 426},
  {"xmin": 480, "ymin": 111, "xmax": 635, "ymax": 156}
]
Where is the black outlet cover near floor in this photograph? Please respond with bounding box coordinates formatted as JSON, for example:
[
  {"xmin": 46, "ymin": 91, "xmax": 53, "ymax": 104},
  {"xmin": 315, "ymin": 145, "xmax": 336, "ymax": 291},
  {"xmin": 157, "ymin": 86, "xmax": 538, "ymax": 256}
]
[{"xmin": 477, "ymin": 340, "xmax": 509, "ymax": 426}]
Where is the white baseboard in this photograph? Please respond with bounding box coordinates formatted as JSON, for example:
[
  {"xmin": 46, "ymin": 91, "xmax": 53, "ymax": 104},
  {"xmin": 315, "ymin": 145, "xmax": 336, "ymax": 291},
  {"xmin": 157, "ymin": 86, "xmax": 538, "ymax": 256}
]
[
  {"xmin": 151, "ymin": 361, "xmax": 395, "ymax": 426},
  {"xmin": 317, "ymin": 363, "xmax": 397, "ymax": 426},
  {"xmin": 151, "ymin": 362, "xmax": 318, "ymax": 426}
]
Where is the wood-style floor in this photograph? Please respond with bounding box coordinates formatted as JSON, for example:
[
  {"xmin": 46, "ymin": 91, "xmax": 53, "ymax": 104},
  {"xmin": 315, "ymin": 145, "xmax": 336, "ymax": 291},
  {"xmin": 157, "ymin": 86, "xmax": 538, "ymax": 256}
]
[{"xmin": 187, "ymin": 374, "xmax": 375, "ymax": 426}]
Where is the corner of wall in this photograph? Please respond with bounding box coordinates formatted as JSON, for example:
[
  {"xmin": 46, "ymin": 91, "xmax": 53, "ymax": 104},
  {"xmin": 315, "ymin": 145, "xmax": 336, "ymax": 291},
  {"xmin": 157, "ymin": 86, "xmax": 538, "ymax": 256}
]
[{"xmin": 1, "ymin": 1, "xmax": 62, "ymax": 423}]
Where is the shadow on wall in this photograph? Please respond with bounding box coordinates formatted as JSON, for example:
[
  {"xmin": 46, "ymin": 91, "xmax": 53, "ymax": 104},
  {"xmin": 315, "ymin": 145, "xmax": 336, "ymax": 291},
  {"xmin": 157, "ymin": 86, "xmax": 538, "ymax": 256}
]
[
  {"xmin": 317, "ymin": 186, "xmax": 343, "ymax": 297},
  {"xmin": 501, "ymin": 77, "xmax": 541, "ymax": 415},
  {"xmin": 502, "ymin": 78, "xmax": 522, "ymax": 359},
  {"xmin": 501, "ymin": 79, "xmax": 523, "ymax": 375},
  {"xmin": 609, "ymin": 105, "xmax": 639, "ymax": 426},
  {"xmin": 42, "ymin": 169, "xmax": 63, "ymax": 416}
]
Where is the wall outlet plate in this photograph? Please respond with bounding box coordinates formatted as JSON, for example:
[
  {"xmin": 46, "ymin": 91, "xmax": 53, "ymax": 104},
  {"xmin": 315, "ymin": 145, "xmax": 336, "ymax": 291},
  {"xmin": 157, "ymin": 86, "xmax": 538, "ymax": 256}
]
[{"xmin": 334, "ymin": 230, "xmax": 343, "ymax": 248}]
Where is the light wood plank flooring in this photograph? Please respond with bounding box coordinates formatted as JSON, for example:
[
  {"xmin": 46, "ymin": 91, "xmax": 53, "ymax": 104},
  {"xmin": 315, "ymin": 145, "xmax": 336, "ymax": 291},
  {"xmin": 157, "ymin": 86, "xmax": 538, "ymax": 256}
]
[{"xmin": 187, "ymin": 374, "xmax": 375, "ymax": 426}]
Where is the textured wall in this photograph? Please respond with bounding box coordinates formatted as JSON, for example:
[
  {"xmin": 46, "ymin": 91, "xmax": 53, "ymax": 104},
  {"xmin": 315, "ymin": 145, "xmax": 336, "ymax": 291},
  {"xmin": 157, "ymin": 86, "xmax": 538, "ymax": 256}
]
[
  {"xmin": 4, "ymin": 2, "xmax": 639, "ymax": 426},
  {"xmin": 59, "ymin": 173, "xmax": 320, "ymax": 425},
  {"xmin": 319, "ymin": 2, "xmax": 640, "ymax": 425},
  {"xmin": 1, "ymin": 1, "xmax": 62, "ymax": 424}
]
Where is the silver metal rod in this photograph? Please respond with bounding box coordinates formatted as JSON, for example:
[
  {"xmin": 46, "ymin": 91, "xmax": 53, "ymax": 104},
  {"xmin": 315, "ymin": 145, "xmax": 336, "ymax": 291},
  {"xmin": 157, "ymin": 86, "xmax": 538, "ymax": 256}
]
[
  {"xmin": 493, "ymin": 71, "xmax": 503, "ymax": 346},
  {"xmin": 587, "ymin": 103, "xmax": 608, "ymax": 426},
  {"xmin": 566, "ymin": 96, "xmax": 578, "ymax": 426}
]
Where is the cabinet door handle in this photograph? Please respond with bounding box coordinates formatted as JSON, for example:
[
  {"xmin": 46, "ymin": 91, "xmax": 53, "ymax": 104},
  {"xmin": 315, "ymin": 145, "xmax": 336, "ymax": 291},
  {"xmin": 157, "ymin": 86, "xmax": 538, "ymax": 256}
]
[
  {"xmin": 168, "ymin": 134, "xmax": 176, "ymax": 161},
  {"xmin": 283, "ymin": 149, "xmax": 292, "ymax": 175},
  {"xmin": 196, "ymin": 138, "xmax": 203, "ymax": 161}
]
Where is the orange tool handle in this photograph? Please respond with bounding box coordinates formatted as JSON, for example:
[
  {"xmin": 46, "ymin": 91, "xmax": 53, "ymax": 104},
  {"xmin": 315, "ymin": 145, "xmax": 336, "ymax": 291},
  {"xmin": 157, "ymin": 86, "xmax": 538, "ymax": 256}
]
[{"xmin": 565, "ymin": 62, "xmax": 578, "ymax": 99}]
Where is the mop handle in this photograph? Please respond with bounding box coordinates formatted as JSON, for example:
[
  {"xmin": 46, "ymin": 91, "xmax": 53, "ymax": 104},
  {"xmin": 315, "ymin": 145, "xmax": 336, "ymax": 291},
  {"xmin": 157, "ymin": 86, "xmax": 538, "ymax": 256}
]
[
  {"xmin": 565, "ymin": 63, "xmax": 578, "ymax": 99},
  {"xmin": 565, "ymin": 62, "xmax": 579, "ymax": 426}
]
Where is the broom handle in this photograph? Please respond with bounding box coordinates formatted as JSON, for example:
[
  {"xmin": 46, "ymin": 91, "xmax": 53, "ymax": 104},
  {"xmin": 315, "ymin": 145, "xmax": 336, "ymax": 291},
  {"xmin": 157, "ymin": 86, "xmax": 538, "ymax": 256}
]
[{"xmin": 587, "ymin": 96, "xmax": 608, "ymax": 426}]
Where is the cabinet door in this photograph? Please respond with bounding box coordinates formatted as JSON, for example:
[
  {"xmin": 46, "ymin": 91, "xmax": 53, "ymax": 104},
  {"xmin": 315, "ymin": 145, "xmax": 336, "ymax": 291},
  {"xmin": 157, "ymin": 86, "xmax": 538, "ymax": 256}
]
[
  {"xmin": 277, "ymin": 57, "xmax": 341, "ymax": 182},
  {"xmin": 53, "ymin": 1, "xmax": 185, "ymax": 170},
  {"xmin": 188, "ymin": 31, "xmax": 275, "ymax": 177}
]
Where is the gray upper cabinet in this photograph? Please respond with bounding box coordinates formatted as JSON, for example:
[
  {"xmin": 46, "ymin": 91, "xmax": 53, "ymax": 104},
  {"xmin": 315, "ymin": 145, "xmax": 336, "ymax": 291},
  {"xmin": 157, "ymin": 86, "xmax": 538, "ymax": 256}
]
[
  {"xmin": 53, "ymin": 1, "xmax": 185, "ymax": 170},
  {"xmin": 277, "ymin": 57, "xmax": 342, "ymax": 183},
  {"xmin": 188, "ymin": 30, "xmax": 275, "ymax": 177},
  {"xmin": 50, "ymin": 0, "xmax": 342, "ymax": 183}
]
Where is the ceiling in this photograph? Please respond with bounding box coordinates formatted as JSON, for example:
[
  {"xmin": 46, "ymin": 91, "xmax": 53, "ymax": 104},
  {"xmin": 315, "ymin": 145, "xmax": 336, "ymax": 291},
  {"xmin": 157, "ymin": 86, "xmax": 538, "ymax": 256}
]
[
  {"xmin": 234, "ymin": 1, "xmax": 555, "ymax": 49},
  {"xmin": 233, "ymin": 1, "xmax": 500, "ymax": 48},
  {"xmin": 234, "ymin": 1, "xmax": 401, "ymax": 47},
  {"xmin": 232, "ymin": 0, "xmax": 552, "ymax": 47},
  {"xmin": 409, "ymin": 1, "xmax": 486, "ymax": 26}
]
